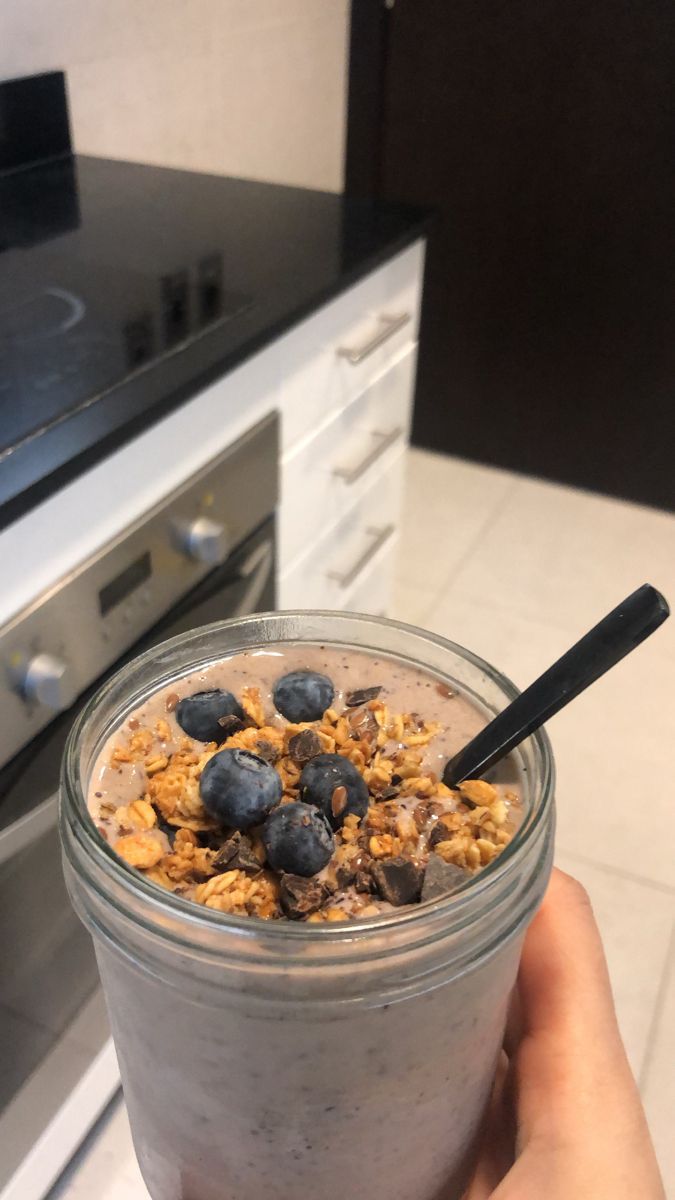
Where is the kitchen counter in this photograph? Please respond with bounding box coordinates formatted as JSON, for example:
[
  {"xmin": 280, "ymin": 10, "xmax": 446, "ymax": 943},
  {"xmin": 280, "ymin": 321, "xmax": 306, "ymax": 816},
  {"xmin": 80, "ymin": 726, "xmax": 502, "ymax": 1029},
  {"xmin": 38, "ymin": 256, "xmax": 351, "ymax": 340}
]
[{"xmin": 0, "ymin": 155, "xmax": 427, "ymax": 530}]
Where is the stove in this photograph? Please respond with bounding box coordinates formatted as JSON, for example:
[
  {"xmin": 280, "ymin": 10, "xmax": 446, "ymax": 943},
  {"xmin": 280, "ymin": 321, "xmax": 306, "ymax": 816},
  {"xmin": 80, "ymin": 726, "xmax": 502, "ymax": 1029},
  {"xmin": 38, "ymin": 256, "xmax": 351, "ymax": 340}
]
[
  {"xmin": 0, "ymin": 154, "xmax": 253, "ymax": 462},
  {"xmin": 0, "ymin": 73, "xmax": 426, "ymax": 531}
]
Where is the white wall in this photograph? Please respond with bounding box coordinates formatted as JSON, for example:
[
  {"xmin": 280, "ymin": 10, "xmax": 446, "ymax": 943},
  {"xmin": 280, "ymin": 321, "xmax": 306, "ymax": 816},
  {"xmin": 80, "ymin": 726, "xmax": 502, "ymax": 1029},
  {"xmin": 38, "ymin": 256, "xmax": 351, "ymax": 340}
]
[{"xmin": 1, "ymin": 0, "xmax": 350, "ymax": 192}]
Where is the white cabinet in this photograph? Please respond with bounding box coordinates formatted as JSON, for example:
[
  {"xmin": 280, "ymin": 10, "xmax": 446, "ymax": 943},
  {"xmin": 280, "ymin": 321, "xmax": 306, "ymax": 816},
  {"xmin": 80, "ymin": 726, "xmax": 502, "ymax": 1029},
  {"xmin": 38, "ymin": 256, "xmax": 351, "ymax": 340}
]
[
  {"xmin": 278, "ymin": 241, "xmax": 424, "ymax": 454},
  {"xmin": 279, "ymin": 347, "xmax": 415, "ymax": 569},
  {"xmin": 278, "ymin": 449, "xmax": 405, "ymax": 611},
  {"xmin": 277, "ymin": 239, "xmax": 425, "ymax": 615}
]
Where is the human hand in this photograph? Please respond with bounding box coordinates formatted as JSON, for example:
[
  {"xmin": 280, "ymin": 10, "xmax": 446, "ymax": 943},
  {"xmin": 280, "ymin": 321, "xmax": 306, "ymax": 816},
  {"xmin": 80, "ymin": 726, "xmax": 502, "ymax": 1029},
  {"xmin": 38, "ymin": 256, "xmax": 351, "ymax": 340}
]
[{"xmin": 465, "ymin": 868, "xmax": 665, "ymax": 1199}]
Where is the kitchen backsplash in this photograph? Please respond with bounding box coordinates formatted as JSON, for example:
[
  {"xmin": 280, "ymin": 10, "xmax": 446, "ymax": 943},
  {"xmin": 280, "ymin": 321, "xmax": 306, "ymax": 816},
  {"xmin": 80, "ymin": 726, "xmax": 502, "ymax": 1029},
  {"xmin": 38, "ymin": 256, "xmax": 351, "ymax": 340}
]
[{"xmin": 1, "ymin": 0, "xmax": 349, "ymax": 191}]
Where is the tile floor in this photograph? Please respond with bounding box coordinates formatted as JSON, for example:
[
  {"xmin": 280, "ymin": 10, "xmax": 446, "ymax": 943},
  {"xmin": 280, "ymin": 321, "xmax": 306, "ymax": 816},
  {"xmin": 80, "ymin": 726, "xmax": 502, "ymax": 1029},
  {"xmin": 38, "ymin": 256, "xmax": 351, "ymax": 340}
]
[{"xmin": 48, "ymin": 448, "xmax": 675, "ymax": 1199}]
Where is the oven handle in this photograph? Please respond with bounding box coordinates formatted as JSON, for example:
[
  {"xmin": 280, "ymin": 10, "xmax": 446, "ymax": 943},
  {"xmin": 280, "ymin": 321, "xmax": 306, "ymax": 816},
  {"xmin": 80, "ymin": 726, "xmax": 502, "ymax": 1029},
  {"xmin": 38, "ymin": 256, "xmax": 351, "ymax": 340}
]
[
  {"xmin": 0, "ymin": 537, "xmax": 275, "ymax": 866},
  {"xmin": 229, "ymin": 536, "xmax": 274, "ymax": 616}
]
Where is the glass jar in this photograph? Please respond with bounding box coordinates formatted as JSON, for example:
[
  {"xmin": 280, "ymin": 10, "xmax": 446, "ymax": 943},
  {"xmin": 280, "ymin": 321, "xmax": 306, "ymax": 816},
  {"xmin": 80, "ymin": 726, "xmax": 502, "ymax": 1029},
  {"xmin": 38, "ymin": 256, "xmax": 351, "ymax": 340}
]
[{"xmin": 60, "ymin": 611, "xmax": 555, "ymax": 1200}]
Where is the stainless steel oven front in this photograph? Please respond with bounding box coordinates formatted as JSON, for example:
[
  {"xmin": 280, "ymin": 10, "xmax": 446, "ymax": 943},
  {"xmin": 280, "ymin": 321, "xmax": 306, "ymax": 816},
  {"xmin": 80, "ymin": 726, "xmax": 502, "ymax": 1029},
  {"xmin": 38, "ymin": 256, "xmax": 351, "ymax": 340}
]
[{"xmin": 0, "ymin": 412, "xmax": 278, "ymax": 1200}]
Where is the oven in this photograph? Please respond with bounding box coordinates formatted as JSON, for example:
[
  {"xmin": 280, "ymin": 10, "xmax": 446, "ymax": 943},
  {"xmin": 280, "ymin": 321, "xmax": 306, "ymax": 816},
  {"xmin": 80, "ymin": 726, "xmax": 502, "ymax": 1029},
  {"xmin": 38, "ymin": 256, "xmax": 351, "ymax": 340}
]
[{"xmin": 0, "ymin": 412, "xmax": 278, "ymax": 1200}]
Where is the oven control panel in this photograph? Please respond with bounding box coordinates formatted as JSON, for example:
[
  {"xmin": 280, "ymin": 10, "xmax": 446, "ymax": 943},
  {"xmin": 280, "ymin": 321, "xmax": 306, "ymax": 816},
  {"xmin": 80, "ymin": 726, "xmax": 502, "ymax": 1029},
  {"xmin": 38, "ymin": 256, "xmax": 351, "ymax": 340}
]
[{"xmin": 0, "ymin": 412, "xmax": 278, "ymax": 769}]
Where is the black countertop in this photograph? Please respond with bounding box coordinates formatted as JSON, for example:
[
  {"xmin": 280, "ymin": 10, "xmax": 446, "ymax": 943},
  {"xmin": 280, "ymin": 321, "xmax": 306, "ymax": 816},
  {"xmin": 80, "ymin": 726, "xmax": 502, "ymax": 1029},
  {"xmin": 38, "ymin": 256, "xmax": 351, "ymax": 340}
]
[{"xmin": 0, "ymin": 155, "xmax": 427, "ymax": 530}]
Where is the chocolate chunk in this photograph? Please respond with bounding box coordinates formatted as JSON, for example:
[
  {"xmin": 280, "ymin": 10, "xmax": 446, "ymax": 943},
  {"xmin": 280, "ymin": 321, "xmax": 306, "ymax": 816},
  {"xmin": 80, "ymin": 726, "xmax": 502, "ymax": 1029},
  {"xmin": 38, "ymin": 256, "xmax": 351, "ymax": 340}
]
[
  {"xmin": 336, "ymin": 853, "xmax": 376, "ymax": 893},
  {"xmin": 378, "ymin": 785, "xmax": 400, "ymax": 802},
  {"xmin": 331, "ymin": 785, "xmax": 348, "ymax": 820},
  {"xmin": 255, "ymin": 739, "xmax": 281, "ymax": 765},
  {"xmin": 217, "ymin": 714, "xmax": 246, "ymax": 737},
  {"xmin": 336, "ymin": 865, "xmax": 376, "ymax": 893},
  {"xmin": 234, "ymin": 837, "xmax": 264, "ymax": 873},
  {"xmin": 390, "ymin": 774, "xmax": 403, "ymax": 787},
  {"xmin": 344, "ymin": 686, "xmax": 382, "ymax": 708},
  {"xmin": 279, "ymin": 874, "xmax": 330, "ymax": 919},
  {"xmin": 213, "ymin": 832, "xmax": 262, "ymax": 873},
  {"xmin": 354, "ymin": 868, "xmax": 376, "ymax": 894},
  {"xmin": 335, "ymin": 862, "xmax": 356, "ymax": 888},
  {"xmin": 213, "ymin": 831, "xmax": 242, "ymax": 866},
  {"xmin": 420, "ymin": 856, "xmax": 467, "ymax": 902},
  {"xmin": 436, "ymin": 682, "xmax": 456, "ymax": 699},
  {"xmin": 288, "ymin": 728, "xmax": 323, "ymax": 765},
  {"xmin": 429, "ymin": 821, "xmax": 454, "ymax": 849},
  {"xmin": 371, "ymin": 857, "xmax": 424, "ymax": 906}
]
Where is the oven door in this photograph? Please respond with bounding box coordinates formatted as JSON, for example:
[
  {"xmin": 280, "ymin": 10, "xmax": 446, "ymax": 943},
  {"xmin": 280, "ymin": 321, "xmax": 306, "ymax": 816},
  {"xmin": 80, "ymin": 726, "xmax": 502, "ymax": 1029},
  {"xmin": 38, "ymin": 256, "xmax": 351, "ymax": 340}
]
[{"xmin": 0, "ymin": 515, "xmax": 275, "ymax": 1200}]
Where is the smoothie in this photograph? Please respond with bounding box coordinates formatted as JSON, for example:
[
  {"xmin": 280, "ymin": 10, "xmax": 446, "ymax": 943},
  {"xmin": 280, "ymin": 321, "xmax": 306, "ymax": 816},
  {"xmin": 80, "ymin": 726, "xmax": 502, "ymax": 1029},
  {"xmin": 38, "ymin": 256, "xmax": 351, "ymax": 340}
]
[
  {"xmin": 61, "ymin": 614, "xmax": 554, "ymax": 1200},
  {"xmin": 89, "ymin": 643, "xmax": 522, "ymax": 920}
]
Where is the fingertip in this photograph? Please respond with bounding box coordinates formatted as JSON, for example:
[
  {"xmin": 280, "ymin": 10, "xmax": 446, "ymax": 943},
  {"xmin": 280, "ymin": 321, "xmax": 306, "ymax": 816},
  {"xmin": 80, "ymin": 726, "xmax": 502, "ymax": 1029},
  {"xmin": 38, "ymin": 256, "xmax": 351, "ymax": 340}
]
[{"xmin": 541, "ymin": 866, "xmax": 596, "ymax": 925}]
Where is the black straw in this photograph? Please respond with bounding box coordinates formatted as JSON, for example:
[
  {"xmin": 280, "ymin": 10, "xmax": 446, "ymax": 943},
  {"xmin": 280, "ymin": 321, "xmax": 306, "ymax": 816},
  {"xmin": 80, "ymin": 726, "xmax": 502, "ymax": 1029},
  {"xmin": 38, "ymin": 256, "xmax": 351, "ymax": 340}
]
[{"xmin": 443, "ymin": 584, "xmax": 670, "ymax": 788}]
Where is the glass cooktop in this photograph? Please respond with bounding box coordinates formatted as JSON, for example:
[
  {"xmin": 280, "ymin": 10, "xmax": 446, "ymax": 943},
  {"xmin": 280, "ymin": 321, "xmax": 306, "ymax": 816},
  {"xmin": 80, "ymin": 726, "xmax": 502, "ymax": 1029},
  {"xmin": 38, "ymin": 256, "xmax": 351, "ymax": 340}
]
[
  {"xmin": 0, "ymin": 154, "xmax": 427, "ymax": 527},
  {"xmin": 0, "ymin": 157, "xmax": 252, "ymax": 456}
]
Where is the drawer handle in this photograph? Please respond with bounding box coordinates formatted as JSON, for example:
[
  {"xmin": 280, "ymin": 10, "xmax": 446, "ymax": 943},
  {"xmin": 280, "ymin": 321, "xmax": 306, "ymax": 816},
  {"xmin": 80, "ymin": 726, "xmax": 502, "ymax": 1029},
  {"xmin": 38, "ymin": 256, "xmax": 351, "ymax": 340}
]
[
  {"xmin": 333, "ymin": 426, "xmax": 403, "ymax": 485},
  {"xmin": 328, "ymin": 524, "xmax": 396, "ymax": 590},
  {"xmin": 337, "ymin": 312, "xmax": 411, "ymax": 364}
]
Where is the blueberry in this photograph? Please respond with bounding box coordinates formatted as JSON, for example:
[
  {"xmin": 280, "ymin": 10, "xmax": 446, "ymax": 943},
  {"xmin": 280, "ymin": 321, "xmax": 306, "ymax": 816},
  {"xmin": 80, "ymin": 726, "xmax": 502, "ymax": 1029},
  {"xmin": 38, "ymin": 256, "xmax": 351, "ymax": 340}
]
[
  {"xmin": 273, "ymin": 670, "xmax": 334, "ymax": 723},
  {"xmin": 199, "ymin": 748, "xmax": 282, "ymax": 829},
  {"xmin": 262, "ymin": 802, "xmax": 334, "ymax": 877},
  {"xmin": 299, "ymin": 753, "xmax": 369, "ymax": 829},
  {"xmin": 175, "ymin": 689, "xmax": 244, "ymax": 743}
]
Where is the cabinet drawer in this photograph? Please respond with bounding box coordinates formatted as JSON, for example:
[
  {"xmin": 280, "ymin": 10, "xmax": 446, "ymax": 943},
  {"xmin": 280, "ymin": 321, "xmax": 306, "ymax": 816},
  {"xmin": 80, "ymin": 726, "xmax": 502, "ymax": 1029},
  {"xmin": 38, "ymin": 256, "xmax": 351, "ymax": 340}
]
[
  {"xmin": 279, "ymin": 347, "xmax": 415, "ymax": 572},
  {"xmin": 278, "ymin": 451, "xmax": 405, "ymax": 611},
  {"xmin": 340, "ymin": 539, "xmax": 397, "ymax": 618},
  {"xmin": 278, "ymin": 241, "xmax": 425, "ymax": 452}
]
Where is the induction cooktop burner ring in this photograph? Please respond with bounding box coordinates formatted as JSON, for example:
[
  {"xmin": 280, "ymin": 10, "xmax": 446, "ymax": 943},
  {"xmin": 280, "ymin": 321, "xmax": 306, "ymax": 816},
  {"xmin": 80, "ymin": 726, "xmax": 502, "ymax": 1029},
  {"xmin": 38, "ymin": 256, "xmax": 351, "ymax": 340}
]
[{"xmin": 0, "ymin": 286, "xmax": 86, "ymax": 342}]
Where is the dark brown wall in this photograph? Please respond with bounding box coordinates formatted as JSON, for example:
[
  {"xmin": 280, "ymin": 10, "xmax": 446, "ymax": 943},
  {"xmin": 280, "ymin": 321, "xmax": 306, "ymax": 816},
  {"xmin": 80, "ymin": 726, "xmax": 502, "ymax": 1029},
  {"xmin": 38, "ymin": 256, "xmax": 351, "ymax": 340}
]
[{"xmin": 349, "ymin": 0, "xmax": 675, "ymax": 509}]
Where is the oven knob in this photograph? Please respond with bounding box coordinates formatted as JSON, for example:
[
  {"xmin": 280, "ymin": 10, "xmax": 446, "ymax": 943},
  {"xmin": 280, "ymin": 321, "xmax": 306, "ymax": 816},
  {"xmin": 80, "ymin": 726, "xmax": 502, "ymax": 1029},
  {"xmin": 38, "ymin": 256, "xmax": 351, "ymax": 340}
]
[
  {"xmin": 20, "ymin": 652, "xmax": 71, "ymax": 710},
  {"xmin": 177, "ymin": 516, "xmax": 229, "ymax": 565}
]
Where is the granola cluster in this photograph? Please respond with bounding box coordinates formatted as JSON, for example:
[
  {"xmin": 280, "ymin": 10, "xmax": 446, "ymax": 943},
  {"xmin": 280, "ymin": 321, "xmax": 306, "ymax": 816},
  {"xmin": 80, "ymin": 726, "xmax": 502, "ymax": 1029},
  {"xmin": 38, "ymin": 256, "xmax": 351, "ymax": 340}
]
[{"xmin": 96, "ymin": 687, "xmax": 517, "ymax": 922}]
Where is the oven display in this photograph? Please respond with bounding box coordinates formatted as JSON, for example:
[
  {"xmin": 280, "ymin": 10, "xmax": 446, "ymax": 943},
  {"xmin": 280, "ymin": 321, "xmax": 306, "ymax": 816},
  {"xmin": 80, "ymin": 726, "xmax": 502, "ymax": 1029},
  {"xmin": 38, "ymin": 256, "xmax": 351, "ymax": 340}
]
[{"xmin": 99, "ymin": 551, "xmax": 152, "ymax": 616}]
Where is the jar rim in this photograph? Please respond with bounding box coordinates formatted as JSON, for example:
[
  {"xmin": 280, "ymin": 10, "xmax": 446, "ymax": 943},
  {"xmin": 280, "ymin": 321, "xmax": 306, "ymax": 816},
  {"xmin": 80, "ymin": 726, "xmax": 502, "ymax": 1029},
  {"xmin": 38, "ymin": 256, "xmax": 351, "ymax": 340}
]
[{"xmin": 61, "ymin": 610, "xmax": 555, "ymax": 950}]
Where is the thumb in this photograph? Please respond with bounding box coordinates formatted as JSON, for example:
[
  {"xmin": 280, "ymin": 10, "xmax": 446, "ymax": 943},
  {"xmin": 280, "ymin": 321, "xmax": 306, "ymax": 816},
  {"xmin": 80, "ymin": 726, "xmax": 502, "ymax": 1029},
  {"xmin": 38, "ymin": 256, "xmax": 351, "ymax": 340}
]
[
  {"xmin": 510, "ymin": 868, "xmax": 665, "ymax": 1197},
  {"xmin": 515, "ymin": 866, "xmax": 629, "ymax": 1136}
]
